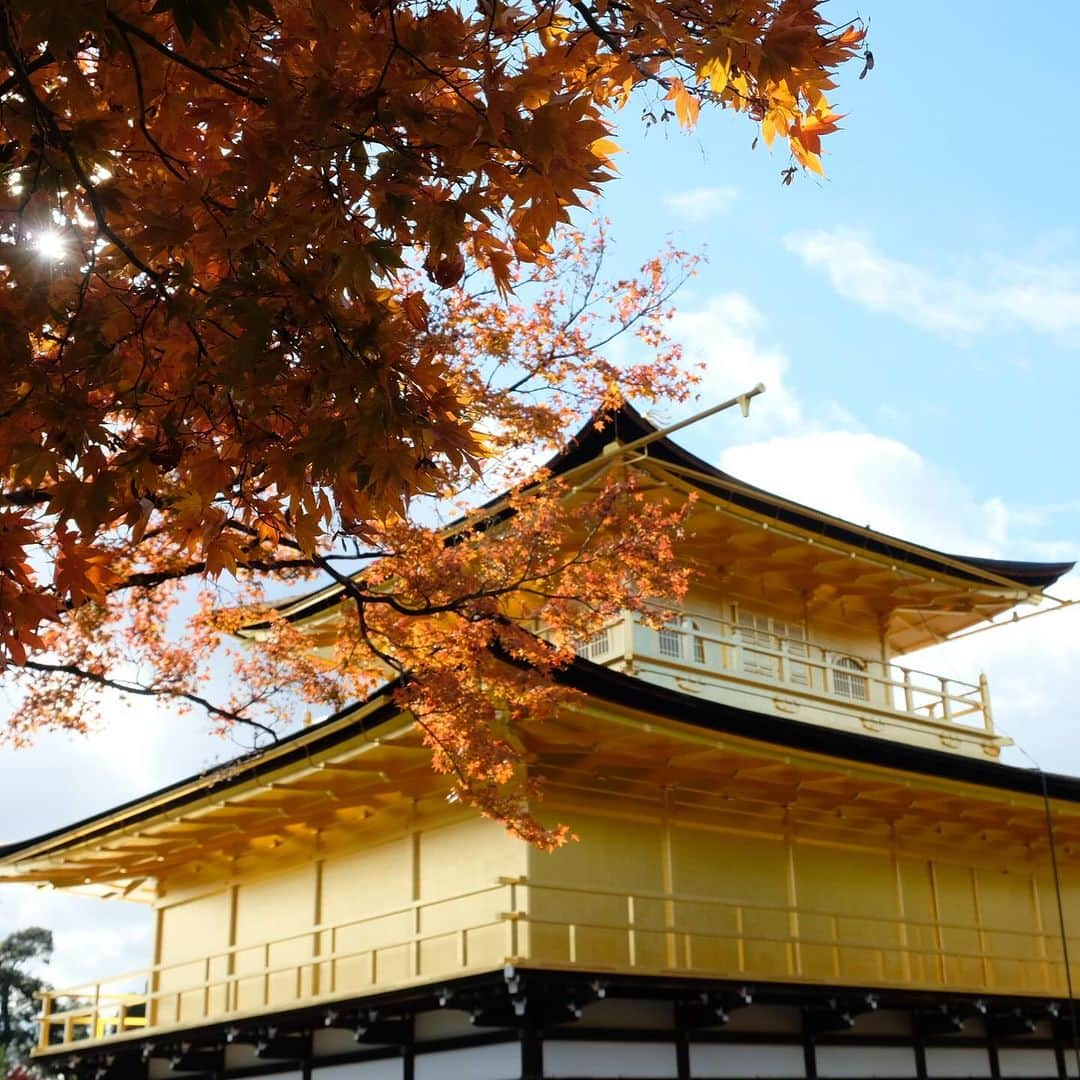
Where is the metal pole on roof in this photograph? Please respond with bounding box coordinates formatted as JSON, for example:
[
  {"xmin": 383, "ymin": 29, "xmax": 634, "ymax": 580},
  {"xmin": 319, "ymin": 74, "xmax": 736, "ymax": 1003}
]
[{"xmin": 601, "ymin": 383, "xmax": 766, "ymax": 459}]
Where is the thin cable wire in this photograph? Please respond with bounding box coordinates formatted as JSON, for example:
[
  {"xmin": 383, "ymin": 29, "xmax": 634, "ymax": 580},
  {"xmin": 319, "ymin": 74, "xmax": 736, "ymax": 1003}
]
[{"xmin": 1014, "ymin": 740, "xmax": 1080, "ymax": 1075}]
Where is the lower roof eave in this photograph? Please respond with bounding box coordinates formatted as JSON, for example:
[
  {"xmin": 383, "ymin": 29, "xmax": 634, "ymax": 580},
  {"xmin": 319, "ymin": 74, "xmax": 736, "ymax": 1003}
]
[
  {"xmin": 6, "ymin": 655, "xmax": 1080, "ymax": 876},
  {"xmin": 557, "ymin": 657, "xmax": 1080, "ymax": 804},
  {"xmin": 37, "ymin": 966, "xmax": 1077, "ymax": 1068}
]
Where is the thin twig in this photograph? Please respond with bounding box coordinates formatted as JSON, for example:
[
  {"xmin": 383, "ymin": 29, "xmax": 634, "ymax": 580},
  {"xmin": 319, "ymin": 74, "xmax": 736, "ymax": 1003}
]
[
  {"xmin": 0, "ymin": 16, "xmax": 160, "ymax": 278},
  {"xmin": 114, "ymin": 25, "xmax": 189, "ymax": 181},
  {"xmin": 107, "ymin": 12, "xmax": 269, "ymax": 106},
  {"xmin": 22, "ymin": 658, "xmax": 279, "ymax": 742}
]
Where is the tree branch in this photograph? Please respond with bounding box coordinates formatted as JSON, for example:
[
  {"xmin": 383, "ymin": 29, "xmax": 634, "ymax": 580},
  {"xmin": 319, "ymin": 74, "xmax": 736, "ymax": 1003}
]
[
  {"xmin": 0, "ymin": 17, "xmax": 160, "ymax": 279},
  {"xmin": 106, "ymin": 556, "xmax": 318, "ymax": 595},
  {"xmin": 107, "ymin": 13, "xmax": 269, "ymax": 106},
  {"xmin": 567, "ymin": 0, "xmax": 670, "ymax": 87},
  {"xmin": 114, "ymin": 25, "xmax": 189, "ymax": 181},
  {"xmin": 21, "ymin": 659, "xmax": 279, "ymax": 742},
  {"xmin": 0, "ymin": 47, "xmax": 55, "ymax": 98}
]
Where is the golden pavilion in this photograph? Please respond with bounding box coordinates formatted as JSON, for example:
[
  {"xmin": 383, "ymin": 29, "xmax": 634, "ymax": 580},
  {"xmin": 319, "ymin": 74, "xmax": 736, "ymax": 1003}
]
[{"xmin": 2, "ymin": 404, "xmax": 1077, "ymax": 1080}]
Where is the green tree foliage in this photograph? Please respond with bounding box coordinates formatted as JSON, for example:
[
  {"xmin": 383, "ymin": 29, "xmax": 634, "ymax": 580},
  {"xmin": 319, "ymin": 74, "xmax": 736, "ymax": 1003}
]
[{"xmin": 0, "ymin": 928, "xmax": 52, "ymax": 1071}]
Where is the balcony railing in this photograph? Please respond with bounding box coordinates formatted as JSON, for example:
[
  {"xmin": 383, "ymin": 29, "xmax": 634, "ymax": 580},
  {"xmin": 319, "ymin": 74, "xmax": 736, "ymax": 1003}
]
[
  {"xmin": 574, "ymin": 609, "xmax": 999, "ymax": 751},
  {"xmin": 36, "ymin": 880, "xmax": 520, "ymax": 1052},
  {"xmin": 37, "ymin": 878, "xmax": 1075, "ymax": 1053}
]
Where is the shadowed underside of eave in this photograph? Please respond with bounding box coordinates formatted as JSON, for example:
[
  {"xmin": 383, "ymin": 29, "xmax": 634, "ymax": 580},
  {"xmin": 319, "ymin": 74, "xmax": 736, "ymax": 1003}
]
[
  {"xmin": 235, "ymin": 404, "xmax": 1073, "ymax": 652},
  {"xmin": 5, "ymin": 661, "xmax": 1080, "ymax": 893}
]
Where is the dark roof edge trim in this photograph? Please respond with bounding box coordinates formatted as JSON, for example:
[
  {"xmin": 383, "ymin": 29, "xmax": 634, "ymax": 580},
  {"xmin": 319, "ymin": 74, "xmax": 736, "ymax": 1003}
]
[
  {"xmin": 557, "ymin": 658, "xmax": 1080, "ymax": 804},
  {"xmin": 246, "ymin": 404, "xmax": 1073, "ymax": 631},
  {"xmin": 0, "ymin": 684, "xmax": 403, "ymax": 864},
  {"xmin": 6, "ymin": 662, "xmax": 1080, "ymax": 868}
]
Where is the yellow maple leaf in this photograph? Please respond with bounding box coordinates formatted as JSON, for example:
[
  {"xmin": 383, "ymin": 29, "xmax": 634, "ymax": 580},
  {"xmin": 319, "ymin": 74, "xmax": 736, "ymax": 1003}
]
[{"xmin": 665, "ymin": 79, "xmax": 700, "ymax": 128}]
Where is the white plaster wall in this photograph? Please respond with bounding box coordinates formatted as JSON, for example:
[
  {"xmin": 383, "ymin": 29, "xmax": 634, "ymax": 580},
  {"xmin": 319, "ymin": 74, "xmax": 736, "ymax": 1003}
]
[
  {"xmin": 690, "ymin": 1042, "xmax": 806, "ymax": 1077},
  {"xmin": 815, "ymin": 1045, "xmax": 916, "ymax": 1077},
  {"xmin": 315, "ymin": 1060, "xmax": 403, "ymax": 1079},
  {"xmin": 414, "ymin": 1042, "xmax": 520, "ymax": 1080},
  {"xmin": 544, "ymin": 1039, "xmax": 678, "ymax": 1077},
  {"xmin": 924, "ymin": 1047, "xmax": 992, "ymax": 1077},
  {"xmin": 997, "ymin": 1048, "xmax": 1059, "ymax": 1077}
]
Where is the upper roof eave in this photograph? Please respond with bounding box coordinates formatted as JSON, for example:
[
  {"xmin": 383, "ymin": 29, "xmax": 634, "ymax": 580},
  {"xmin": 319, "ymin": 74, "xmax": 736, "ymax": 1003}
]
[
  {"xmin": 560, "ymin": 404, "xmax": 1073, "ymax": 592},
  {"xmin": 239, "ymin": 404, "xmax": 1072, "ymax": 634}
]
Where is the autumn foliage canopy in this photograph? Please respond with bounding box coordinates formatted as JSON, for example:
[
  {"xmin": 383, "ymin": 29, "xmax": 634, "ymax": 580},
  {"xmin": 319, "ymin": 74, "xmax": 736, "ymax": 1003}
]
[{"xmin": 0, "ymin": 0, "xmax": 865, "ymax": 842}]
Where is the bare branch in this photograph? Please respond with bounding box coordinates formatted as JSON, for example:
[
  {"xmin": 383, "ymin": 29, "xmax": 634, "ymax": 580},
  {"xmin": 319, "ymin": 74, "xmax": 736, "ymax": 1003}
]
[
  {"xmin": 21, "ymin": 659, "xmax": 279, "ymax": 742},
  {"xmin": 107, "ymin": 13, "xmax": 270, "ymax": 106}
]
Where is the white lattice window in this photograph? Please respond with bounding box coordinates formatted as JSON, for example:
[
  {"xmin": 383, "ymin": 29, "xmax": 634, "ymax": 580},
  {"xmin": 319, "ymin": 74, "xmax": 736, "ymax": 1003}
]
[
  {"xmin": 736, "ymin": 611, "xmax": 809, "ymax": 686},
  {"xmin": 578, "ymin": 627, "xmax": 611, "ymax": 661},
  {"xmin": 658, "ymin": 618, "xmax": 706, "ymax": 663},
  {"xmin": 658, "ymin": 625, "xmax": 682, "ymax": 658},
  {"xmin": 737, "ymin": 611, "xmax": 774, "ymax": 677},
  {"xmin": 784, "ymin": 635, "xmax": 810, "ymax": 687},
  {"xmin": 832, "ymin": 654, "xmax": 869, "ymax": 700}
]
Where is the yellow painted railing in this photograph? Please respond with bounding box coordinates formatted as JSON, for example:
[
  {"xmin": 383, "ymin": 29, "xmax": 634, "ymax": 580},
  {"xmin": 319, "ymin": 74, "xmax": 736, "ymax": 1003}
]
[
  {"xmin": 37, "ymin": 879, "xmax": 522, "ymax": 1052},
  {"xmin": 37, "ymin": 878, "xmax": 1076, "ymax": 1052},
  {"xmin": 519, "ymin": 879, "xmax": 1070, "ymax": 993}
]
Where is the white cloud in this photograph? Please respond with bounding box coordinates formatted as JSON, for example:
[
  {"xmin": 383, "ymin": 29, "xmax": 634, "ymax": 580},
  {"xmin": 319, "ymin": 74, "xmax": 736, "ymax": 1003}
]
[
  {"xmin": 0, "ymin": 886, "xmax": 154, "ymax": 990},
  {"xmin": 716, "ymin": 428, "xmax": 1080, "ymax": 776},
  {"xmin": 718, "ymin": 431, "xmax": 1011, "ymax": 556},
  {"xmin": 785, "ymin": 227, "xmax": 1080, "ymax": 342},
  {"xmin": 669, "ymin": 292, "xmax": 803, "ymax": 437},
  {"xmin": 0, "ymin": 703, "xmax": 231, "ymax": 987},
  {"xmin": 663, "ymin": 185, "xmax": 738, "ymax": 222},
  {"xmin": 917, "ymin": 576, "xmax": 1080, "ymax": 776}
]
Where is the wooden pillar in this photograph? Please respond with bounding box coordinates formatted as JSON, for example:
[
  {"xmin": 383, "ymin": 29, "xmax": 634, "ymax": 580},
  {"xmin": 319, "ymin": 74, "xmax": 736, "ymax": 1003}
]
[
  {"xmin": 927, "ymin": 860, "xmax": 947, "ymax": 986},
  {"xmin": 913, "ymin": 1031, "xmax": 928, "ymax": 1080},
  {"xmin": 410, "ymin": 811, "xmax": 422, "ymax": 980},
  {"xmin": 675, "ymin": 1035, "xmax": 690, "ymax": 1080},
  {"xmin": 1052, "ymin": 1039, "xmax": 1067, "ymax": 1080},
  {"xmin": 987, "ymin": 1029, "xmax": 1001, "ymax": 1080},
  {"xmin": 891, "ymin": 831, "xmax": 912, "ymax": 984},
  {"xmin": 785, "ymin": 818, "xmax": 802, "ymax": 978},
  {"xmin": 311, "ymin": 852, "xmax": 324, "ymax": 998},
  {"xmin": 674, "ymin": 1001, "xmax": 691, "ymax": 1080},
  {"xmin": 661, "ymin": 788, "xmax": 677, "ymax": 969},
  {"xmin": 521, "ymin": 1025, "xmax": 543, "ymax": 1080},
  {"xmin": 402, "ymin": 1015, "xmax": 416, "ymax": 1080},
  {"xmin": 800, "ymin": 1007, "xmax": 817, "ymax": 1080}
]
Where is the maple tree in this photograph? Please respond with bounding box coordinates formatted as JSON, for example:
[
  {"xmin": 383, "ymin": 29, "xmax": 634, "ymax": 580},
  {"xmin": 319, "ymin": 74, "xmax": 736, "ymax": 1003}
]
[{"xmin": 0, "ymin": 0, "xmax": 866, "ymax": 842}]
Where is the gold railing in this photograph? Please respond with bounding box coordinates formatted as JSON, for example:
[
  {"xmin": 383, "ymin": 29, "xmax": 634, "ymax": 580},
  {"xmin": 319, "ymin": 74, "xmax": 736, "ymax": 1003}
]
[
  {"xmin": 37, "ymin": 879, "xmax": 524, "ymax": 1052},
  {"xmin": 576, "ymin": 609, "xmax": 998, "ymax": 744},
  {"xmin": 519, "ymin": 879, "xmax": 1070, "ymax": 994},
  {"xmin": 38, "ymin": 878, "xmax": 1074, "ymax": 1052}
]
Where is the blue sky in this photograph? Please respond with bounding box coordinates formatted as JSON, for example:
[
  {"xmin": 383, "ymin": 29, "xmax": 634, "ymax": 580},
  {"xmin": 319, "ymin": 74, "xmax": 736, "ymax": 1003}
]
[
  {"xmin": 2, "ymin": 0, "xmax": 1079, "ymax": 992},
  {"xmin": 601, "ymin": 0, "xmax": 1080, "ymax": 510}
]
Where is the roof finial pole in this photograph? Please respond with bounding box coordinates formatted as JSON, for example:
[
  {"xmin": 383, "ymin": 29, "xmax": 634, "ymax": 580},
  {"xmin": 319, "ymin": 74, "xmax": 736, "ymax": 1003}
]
[
  {"xmin": 737, "ymin": 387, "xmax": 760, "ymax": 418},
  {"xmin": 604, "ymin": 383, "xmax": 766, "ymax": 458}
]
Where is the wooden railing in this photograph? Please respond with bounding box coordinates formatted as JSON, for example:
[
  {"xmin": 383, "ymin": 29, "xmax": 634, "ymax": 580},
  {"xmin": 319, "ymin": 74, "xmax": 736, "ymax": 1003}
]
[
  {"xmin": 37, "ymin": 879, "xmax": 523, "ymax": 1052},
  {"xmin": 517, "ymin": 879, "xmax": 1070, "ymax": 994},
  {"xmin": 37, "ymin": 877, "xmax": 1074, "ymax": 1052},
  {"xmin": 575, "ymin": 609, "xmax": 998, "ymax": 745}
]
